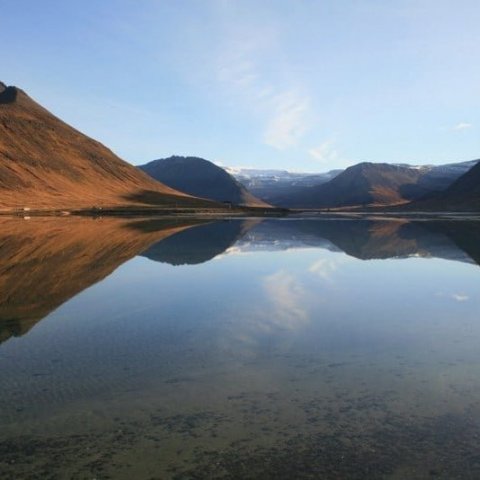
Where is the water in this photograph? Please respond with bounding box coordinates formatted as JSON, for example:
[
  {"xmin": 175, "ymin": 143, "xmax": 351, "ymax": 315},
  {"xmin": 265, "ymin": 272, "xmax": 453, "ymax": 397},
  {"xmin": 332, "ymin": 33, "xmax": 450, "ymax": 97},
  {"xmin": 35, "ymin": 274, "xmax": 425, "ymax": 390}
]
[{"xmin": 1, "ymin": 216, "xmax": 480, "ymax": 479}]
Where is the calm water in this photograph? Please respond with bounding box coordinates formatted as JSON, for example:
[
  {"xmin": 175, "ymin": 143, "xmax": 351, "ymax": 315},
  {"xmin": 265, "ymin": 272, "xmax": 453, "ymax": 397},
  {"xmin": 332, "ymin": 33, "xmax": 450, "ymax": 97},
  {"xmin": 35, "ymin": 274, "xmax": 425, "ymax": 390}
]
[{"xmin": 1, "ymin": 216, "xmax": 480, "ymax": 479}]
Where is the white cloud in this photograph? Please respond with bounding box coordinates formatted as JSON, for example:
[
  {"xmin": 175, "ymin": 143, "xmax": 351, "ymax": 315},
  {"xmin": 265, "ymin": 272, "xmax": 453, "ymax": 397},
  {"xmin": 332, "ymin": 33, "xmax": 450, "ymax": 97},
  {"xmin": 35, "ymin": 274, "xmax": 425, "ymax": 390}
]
[
  {"xmin": 308, "ymin": 139, "xmax": 352, "ymax": 168},
  {"xmin": 308, "ymin": 139, "xmax": 339, "ymax": 164},
  {"xmin": 453, "ymin": 122, "xmax": 473, "ymax": 130},
  {"xmin": 263, "ymin": 90, "xmax": 311, "ymax": 150},
  {"xmin": 452, "ymin": 293, "xmax": 469, "ymax": 302},
  {"xmin": 435, "ymin": 291, "xmax": 470, "ymax": 302}
]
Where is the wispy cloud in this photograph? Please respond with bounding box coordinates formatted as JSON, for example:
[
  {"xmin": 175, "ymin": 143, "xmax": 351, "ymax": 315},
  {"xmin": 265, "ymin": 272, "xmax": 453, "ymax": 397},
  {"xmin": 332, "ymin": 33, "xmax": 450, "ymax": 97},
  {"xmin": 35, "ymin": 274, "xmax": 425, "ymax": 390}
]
[
  {"xmin": 217, "ymin": 53, "xmax": 260, "ymax": 92},
  {"xmin": 264, "ymin": 90, "xmax": 310, "ymax": 150},
  {"xmin": 308, "ymin": 139, "xmax": 339, "ymax": 164},
  {"xmin": 214, "ymin": 16, "xmax": 311, "ymax": 150},
  {"xmin": 452, "ymin": 293, "xmax": 469, "ymax": 302},
  {"xmin": 435, "ymin": 291, "xmax": 470, "ymax": 302},
  {"xmin": 453, "ymin": 122, "xmax": 473, "ymax": 130},
  {"xmin": 308, "ymin": 139, "xmax": 352, "ymax": 168}
]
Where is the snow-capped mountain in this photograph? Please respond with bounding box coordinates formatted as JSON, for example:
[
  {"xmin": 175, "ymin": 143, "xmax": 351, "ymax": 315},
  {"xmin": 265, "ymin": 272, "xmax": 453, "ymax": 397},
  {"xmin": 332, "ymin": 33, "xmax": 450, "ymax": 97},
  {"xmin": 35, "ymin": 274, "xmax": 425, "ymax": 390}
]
[
  {"xmin": 226, "ymin": 160, "xmax": 479, "ymax": 208},
  {"xmin": 226, "ymin": 167, "xmax": 343, "ymax": 203}
]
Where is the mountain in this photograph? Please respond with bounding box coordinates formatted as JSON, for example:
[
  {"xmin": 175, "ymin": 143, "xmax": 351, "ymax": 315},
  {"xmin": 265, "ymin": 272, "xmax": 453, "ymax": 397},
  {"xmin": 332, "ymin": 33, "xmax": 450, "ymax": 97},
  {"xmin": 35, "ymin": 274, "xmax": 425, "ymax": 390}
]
[
  {"xmin": 407, "ymin": 160, "xmax": 480, "ymax": 211},
  {"xmin": 268, "ymin": 161, "xmax": 478, "ymax": 209},
  {"xmin": 226, "ymin": 167, "xmax": 342, "ymax": 204},
  {"xmin": 273, "ymin": 163, "xmax": 427, "ymax": 208},
  {"xmin": 139, "ymin": 156, "xmax": 270, "ymax": 207},
  {"xmin": 0, "ymin": 82, "xmax": 214, "ymax": 211},
  {"xmin": 418, "ymin": 160, "xmax": 479, "ymax": 191}
]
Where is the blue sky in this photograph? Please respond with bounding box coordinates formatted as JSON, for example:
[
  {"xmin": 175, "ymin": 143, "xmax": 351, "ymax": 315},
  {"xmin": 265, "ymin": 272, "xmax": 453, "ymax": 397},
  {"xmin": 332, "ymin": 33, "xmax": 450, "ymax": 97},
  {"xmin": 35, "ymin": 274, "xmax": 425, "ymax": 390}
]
[{"xmin": 1, "ymin": 0, "xmax": 479, "ymax": 171}]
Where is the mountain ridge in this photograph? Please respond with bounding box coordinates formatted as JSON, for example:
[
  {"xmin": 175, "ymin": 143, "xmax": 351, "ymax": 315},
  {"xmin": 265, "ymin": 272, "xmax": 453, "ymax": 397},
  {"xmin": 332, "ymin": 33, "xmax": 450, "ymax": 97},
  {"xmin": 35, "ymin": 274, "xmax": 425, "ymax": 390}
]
[
  {"xmin": 0, "ymin": 83, "xmax": 217, "ymax": 211},
  {"xmin": 242, "ymin": 160, "xmax": 479, "ymax": 209}
]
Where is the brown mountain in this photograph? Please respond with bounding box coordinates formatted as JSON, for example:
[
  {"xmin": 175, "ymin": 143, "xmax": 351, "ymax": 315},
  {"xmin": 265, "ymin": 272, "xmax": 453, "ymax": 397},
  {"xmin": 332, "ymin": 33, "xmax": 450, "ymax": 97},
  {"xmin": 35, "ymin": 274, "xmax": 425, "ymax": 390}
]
[
  {"xmin": 272, "ymin": 163, "xmax": 426, "ymax": 208},
  {"xmin": 271, "ymin": 161, "xmax": 477, "ymax": 209},
  {"xmin": 407, "ymin": 160, "xmax": 480, "ymax": 211},
  {"xmin": 139, "ymin": 156, "xmax": 270, "ymax": 207},
  {"xmin": 0, "ymin": 82, "xmax": 215, "ymax": 211},
  {"xmin": 0, "ymin": 216, "xmax": 208, "ymax": 345}
]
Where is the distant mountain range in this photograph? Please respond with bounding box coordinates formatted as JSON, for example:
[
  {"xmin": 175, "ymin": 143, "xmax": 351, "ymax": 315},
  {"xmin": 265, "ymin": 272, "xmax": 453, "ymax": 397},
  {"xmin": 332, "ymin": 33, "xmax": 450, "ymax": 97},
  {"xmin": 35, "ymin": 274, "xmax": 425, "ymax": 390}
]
[
  {"xmin": 140, "ymin": 156, "xmax": 479, "ymax": 211},
  {"xmin": 225, "ymin": 167, "xmax": 342, "ymax": 203},
  {"xmin": 0, "ymin": 82, "xmax": 215, "ymax": 211},
  {"xmin": 139, "ymin": 156, "xmax": 269, "ymax": 207},
  {"xmin": 228, "ymin": 161, "xmax": 479, "ymax": 209},
  {"xmin": 1, "ymin": 81, "xmax": 478, "ymax": 212}
]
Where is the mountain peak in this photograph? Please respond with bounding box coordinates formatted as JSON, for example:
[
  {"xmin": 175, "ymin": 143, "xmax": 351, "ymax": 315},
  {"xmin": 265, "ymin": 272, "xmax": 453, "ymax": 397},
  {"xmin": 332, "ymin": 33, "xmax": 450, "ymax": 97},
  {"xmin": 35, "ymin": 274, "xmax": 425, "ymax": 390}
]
[
  {"xmin": 354, "ymin": 162, "xmax": 375, "ymax": 167},
  {"xmin": 352, "ymin": 162, "xmax": 399, "ymax": 170},
  {"xmin": 0, "ymin": 83, "xmax": 215, "ymax": 210},
  {"xmin": 0, "ymin": 83, "xmax": 18, "ymax": 104}
]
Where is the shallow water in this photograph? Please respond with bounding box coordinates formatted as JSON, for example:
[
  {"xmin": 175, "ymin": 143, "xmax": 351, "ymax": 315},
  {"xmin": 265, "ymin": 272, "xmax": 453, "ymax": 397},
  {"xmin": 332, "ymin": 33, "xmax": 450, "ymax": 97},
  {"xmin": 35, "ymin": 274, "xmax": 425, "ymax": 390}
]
[{"xmin": 1, "ymin": 216, "xmax": 480, "ymax": 479}]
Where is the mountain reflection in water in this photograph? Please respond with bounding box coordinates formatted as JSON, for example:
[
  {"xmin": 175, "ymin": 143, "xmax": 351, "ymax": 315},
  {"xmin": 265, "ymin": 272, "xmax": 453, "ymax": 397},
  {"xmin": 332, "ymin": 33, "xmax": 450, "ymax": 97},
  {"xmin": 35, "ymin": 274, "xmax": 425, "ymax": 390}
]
[
  {"xmin": 143, "ymin": 217, "xmax": 480, "ymax": 265},
  {"xmin": 1, "ymin": 216, "xmax": 479, "ymax": 346},
  {"xmin": 0, "ymin": 216, "xmax": 206, "ymax": 345}
]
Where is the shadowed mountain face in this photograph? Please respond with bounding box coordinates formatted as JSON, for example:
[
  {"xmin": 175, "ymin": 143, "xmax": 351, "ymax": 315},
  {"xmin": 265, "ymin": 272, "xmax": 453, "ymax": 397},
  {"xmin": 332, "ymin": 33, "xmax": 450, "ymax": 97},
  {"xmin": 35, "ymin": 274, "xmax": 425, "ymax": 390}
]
[
  {"xmin": 269, "ymin": 161, "xmax": 478, "ymax": 209},
  {"xmin": 407, "ymin": 161, "xmax": 480, "ymax": 211},
  {"xmin": 141, "ymin": 219, "xmax": 256, "ymax": 265},
  {"xmin": 139, "ymin": 156, "xmax": 269, "ymax": 207},
  {"xmin": 0, "ymin": 83, "xmax": 215, "ymax": 211},
  {"xmin": 0, "ymin": 217, "xmax": 207, "ymax": 345}
]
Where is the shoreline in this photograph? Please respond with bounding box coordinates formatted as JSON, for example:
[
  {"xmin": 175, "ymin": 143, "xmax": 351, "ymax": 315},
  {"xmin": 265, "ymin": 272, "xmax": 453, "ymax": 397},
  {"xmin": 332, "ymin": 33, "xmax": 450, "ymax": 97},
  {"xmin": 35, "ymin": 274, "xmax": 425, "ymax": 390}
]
[{"xmin": 0, "ymin": 206, "xmax": 479, "ymax": 221}]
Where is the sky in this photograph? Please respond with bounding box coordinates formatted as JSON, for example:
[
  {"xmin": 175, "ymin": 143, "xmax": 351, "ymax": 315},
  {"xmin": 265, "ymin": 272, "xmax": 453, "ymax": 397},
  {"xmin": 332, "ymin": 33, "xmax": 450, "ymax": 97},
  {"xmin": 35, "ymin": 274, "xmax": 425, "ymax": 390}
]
[{"xmin": 1, "ymin": 0, "xmax": 479, "ymax": 171}]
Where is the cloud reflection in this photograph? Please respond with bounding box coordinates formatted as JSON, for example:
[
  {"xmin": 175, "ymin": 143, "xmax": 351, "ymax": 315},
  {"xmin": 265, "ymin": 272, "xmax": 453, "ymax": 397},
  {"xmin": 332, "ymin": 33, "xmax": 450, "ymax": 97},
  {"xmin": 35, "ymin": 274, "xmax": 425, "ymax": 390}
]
[
  {"xmin": 262, "ymin": 270, "xmax": 309, "ymax": 331},
  {"xmin": 308, "ymin": 258, "xmax": 338, "ymax": 280}
]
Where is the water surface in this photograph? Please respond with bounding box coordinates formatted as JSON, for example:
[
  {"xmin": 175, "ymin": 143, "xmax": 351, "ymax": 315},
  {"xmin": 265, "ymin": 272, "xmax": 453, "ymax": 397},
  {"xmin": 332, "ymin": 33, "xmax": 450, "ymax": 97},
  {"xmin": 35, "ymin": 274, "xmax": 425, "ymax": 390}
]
[{"xmin": 1, "ymin": 216, "xmax": 480, "ymax": 479}]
